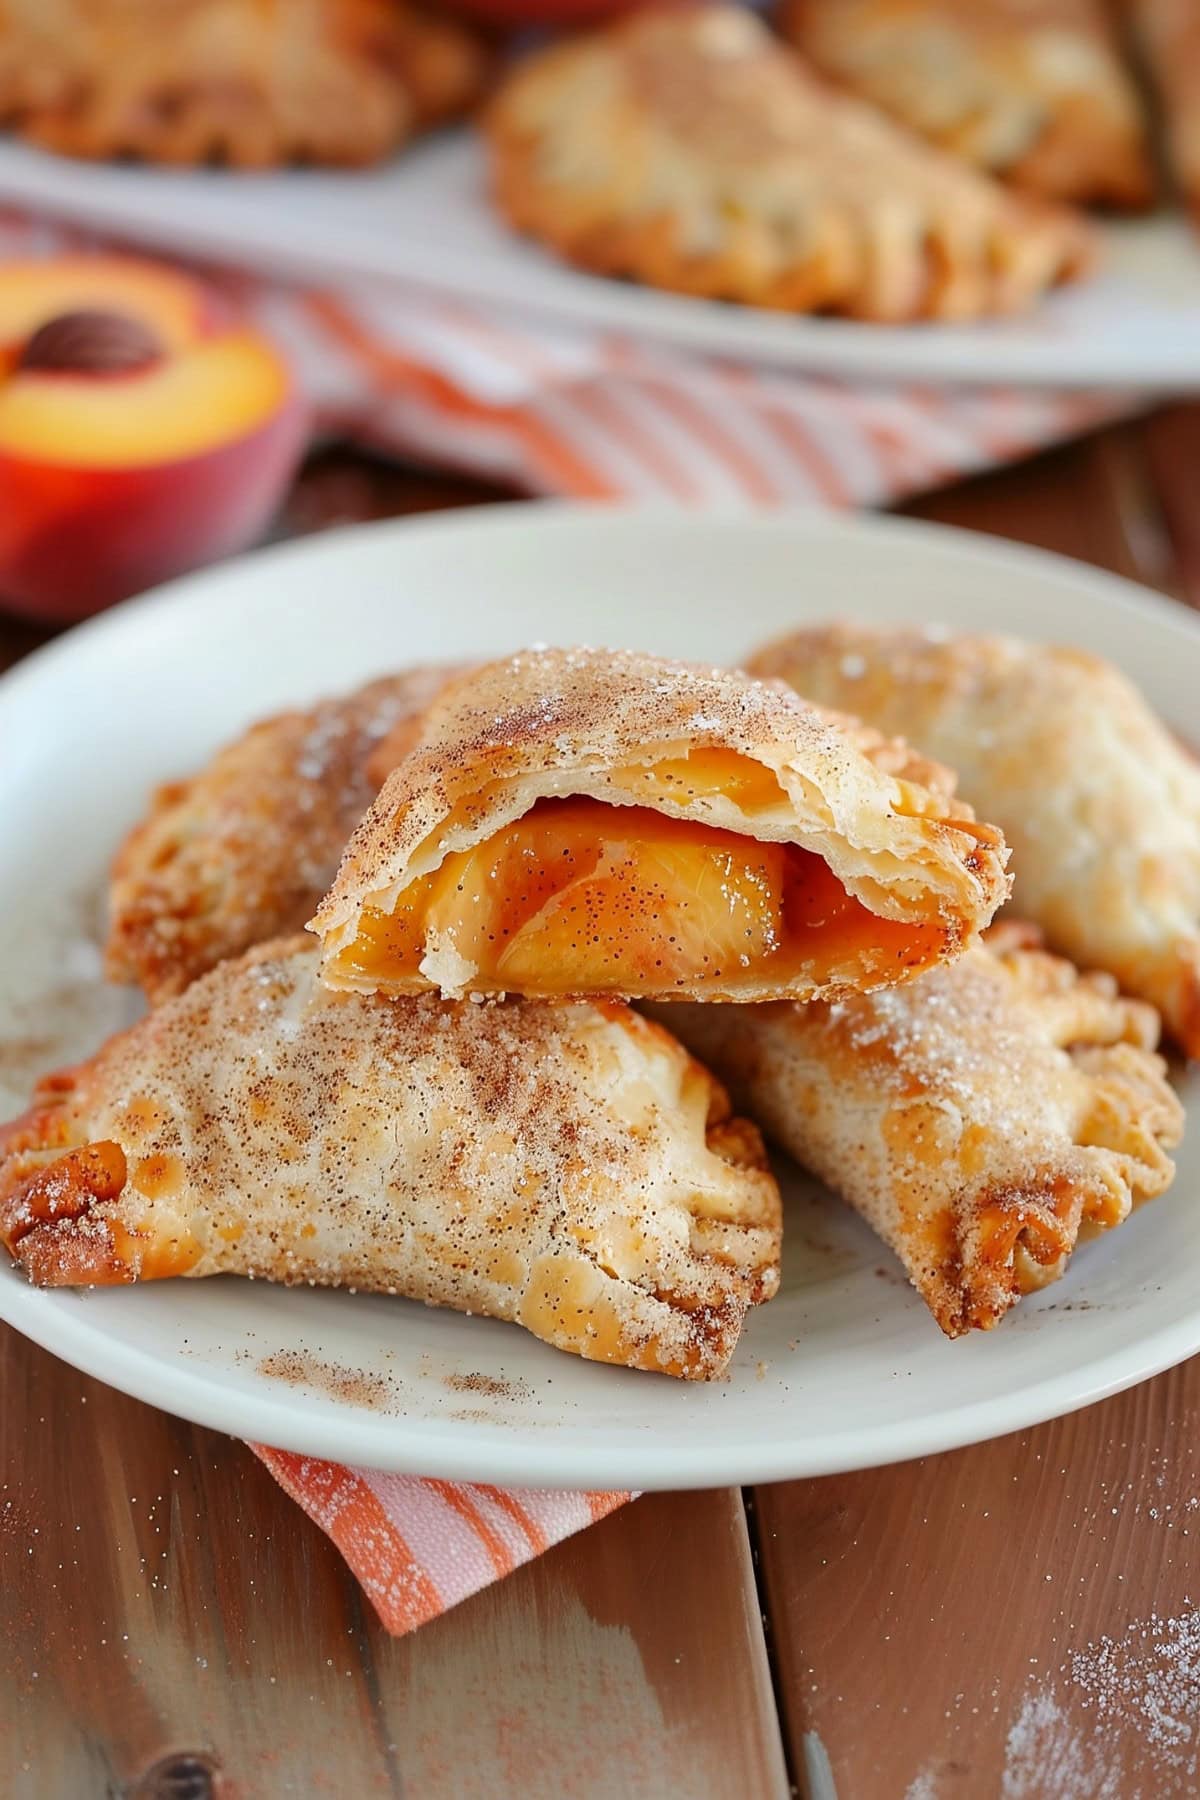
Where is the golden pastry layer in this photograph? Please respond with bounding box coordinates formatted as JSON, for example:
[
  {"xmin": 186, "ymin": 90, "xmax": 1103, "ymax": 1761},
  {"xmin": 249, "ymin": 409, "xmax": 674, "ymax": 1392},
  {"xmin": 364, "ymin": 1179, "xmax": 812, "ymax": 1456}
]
[
  {"xmin": 660, "ymin": 924, "xmax": 1183, "ymax": 1336},
  {"xmin": 485, "ymin": 4, "xmax": 1096, "ymax": 321},
  {"xmin": 0, "ymin": 937, "xmax": 781, "ymax": 1379},
  {"xmin": 781, "ymin": 0, "xmax": 1154, "ymax": 206},
  {"xmin": 0, "ymin": 0, "xmax": 487, "ymax": 166},
  {"xmin": 107, "ymin": 665, "xmax": 457, "ymax": 1005},
  {"xmin": 751, "ymin": 624, "xmax": 1200, "ymax": 1055},
  {"xmin": 312, "ymin": 645, "xmax": 1010, "ymax": 1003}
]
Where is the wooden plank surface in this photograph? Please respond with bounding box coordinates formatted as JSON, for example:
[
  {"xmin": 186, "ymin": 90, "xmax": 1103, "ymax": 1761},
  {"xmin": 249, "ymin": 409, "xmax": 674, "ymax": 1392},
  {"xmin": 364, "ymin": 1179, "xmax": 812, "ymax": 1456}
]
[
  {"xmin": 755, "ymin": 1369, "xmax": 1200, "ymax": 1800},
  {"xmin": 0, "ymin": 1328, "xmax": 787, "ymax": 1799}
]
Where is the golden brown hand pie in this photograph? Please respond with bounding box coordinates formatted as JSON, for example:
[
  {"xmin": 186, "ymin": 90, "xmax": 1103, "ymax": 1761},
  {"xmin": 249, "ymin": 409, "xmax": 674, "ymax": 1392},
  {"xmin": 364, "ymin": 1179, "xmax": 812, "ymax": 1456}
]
[
  {"xmin": 485, "ymin": 4, "xmax": 1096, "ymax": 322},
  {"xmin": 1129, "ymin": 0, "xmax": 1200, "ymax": 226},
  {"xmin": 0, "ymin": 6, "xmax": 71, "ymax": 125},
  {"xmin": 0, "ymin": 937, "xmax": 781, "ymax": 1379},
  {"xmin": 106, "ymin": 665, "xmax": 457, "ymax": 1006},
  {"xmin": 659, "ymin": 925, "xmax": 1183, "ymax": 1336},
  {"xmin": 781, "ymin": 0, "xmax": 1154, "ymax": 207},
  {"xmin": 312, "ymin": 646, "xmax": 1010, "ymax": 1003},
  {"xmin": 0, "ymin": 0, "xmax": 487, "ymax": 166},
  {"xmin": 750, "ymin": 625, "xmax": 1200, "ymax": 1055}
]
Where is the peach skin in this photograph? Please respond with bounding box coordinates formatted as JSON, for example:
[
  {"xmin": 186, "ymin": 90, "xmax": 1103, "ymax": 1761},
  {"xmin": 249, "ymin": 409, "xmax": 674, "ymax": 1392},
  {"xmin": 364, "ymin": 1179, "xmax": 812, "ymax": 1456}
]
[{"xmin": 0, "ymin": 257, "xmax": 307, "ymax": 621}]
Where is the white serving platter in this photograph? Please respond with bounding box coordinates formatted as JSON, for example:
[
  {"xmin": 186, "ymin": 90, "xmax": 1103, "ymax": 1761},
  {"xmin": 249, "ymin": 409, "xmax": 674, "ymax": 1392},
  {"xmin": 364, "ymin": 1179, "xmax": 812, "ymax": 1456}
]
[{"xmin": 0, "ymin": 503, "xmax": 1197, "ymax": 1488}]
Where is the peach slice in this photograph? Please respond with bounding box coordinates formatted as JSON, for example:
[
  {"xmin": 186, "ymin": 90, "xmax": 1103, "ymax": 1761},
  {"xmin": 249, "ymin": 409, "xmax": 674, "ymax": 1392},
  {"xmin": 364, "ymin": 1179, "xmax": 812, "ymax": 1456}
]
[
  {"xmin": 0, "ymin": 257, "xmax": 306, "ymax": 621},
  {"xmin": 339, "ymin": 791, "xmax": 952, "ymax": 999},
  {"xmin": 344, "ymin": 798, "xmax": 791, "ymax": 994}
]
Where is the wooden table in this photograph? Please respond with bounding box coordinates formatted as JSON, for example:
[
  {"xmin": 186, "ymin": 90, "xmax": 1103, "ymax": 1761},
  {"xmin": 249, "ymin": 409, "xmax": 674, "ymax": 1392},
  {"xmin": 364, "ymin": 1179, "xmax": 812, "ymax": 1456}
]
[{"xmin": 3, "ymin": 412, "xmax": 1199, "ymax": 1800}]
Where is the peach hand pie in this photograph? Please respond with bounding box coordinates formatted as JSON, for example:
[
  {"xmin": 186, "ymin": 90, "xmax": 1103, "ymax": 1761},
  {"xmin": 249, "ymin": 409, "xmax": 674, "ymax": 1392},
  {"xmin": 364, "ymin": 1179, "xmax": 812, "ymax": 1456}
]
[
  {"xmin": 660, "ymin": 926, "xmax": 1183, "ymax": 1336},
  {"xmin": 751, "ymin": 625, "xmax": 1200, "ymax": 1055},
  {"xmin": 1130, "ymin": 0, "xmax": 1200, "ymax": 225},
  {"xmin": 106, "ymin": 665, "xmax": 456, "ymax": 1006},
  {"xmin": 311, "ymin": 645, "xmax": 1010, "ymax": 1004},
  {"xmin": 781, "ymin": 0, "xmax": 1154, "ymax": 208},
  {"xmin": 484, "ymin": 4, "xmax": 1095, "ymax": 322},
  {"xmin": 0, "ymin": 938, "xmax": 781, "ymax": 1379},
  {"xmin": 0, "ymin": 0, "xmax": 487, "ymax": 167}
]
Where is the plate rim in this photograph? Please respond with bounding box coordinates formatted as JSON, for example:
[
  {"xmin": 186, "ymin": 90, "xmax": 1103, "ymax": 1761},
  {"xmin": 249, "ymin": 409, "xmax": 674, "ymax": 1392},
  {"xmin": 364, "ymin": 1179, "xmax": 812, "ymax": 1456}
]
[
  {"xmin": 6, "ymin": 493, "xmax": 1200, "ymax": 702},
  {"xmin": 2, "ymin": 1270, "xmax": 1198, "ymax": 1487},
  {"xmin": 2, "ymin": 498, "xmax": 1199, "ymax": 1489}
]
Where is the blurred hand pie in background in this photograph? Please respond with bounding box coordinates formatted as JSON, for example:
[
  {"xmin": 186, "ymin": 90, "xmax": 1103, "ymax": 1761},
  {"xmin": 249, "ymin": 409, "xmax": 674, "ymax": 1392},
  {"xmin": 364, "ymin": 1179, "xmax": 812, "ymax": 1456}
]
[
  {"xmin": 1129, "ymin": 0, "xmax": 1200, "ymax": 226},
  {"xmin": 485, "ymin": 4, "xmax": 1097, "ymax": 319},
  {"xmin": 779, "ymin": 0, "xmax": 1155, "ymax": 207},
  {"xmin": 0, "ymin": 0, "xmax": 489, "ymax": 166}
]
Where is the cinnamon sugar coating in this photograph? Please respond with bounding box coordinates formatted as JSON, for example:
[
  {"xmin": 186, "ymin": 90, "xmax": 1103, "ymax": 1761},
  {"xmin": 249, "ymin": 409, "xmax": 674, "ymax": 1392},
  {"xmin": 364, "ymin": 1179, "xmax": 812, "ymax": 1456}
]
[
  {"xmin": 107, "ymin": 665, "xmax": 458, "ymax": 1004},
  {"xmin": 313, "ymin": 645, "xmax": 1010, "ymax": 1002},
  {"xmin": 751, "ymin": 623, "xmax": 1200, "ymax": 1055},
  {"xmin": 1, "ymin": 937, "xmax": 781, "ymax": 1379},
  {"xmin": 660, "ymin": 924, "xmax": 1184, "ymax": 1335}
]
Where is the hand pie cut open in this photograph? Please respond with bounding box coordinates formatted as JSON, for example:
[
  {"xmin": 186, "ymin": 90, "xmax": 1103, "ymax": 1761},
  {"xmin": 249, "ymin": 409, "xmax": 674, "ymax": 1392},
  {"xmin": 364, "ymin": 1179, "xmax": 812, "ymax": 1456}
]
[
  {"xmin": 311, "ymin": 646, "xmax": 1010, "ymax": 1004},
  {"xmin": 0, "ymin": 0, "xmax": 487, "ymax": 167},
  {"xmin": 751, "ymin": 624, "xmax": 1200, "ymax": 1055},
  {"xmin": 0, "ymin": 938, "xmax": 781, "ymax": 1379},
  {"xmin": 106, "ymin": 665, "xmax": 457, "ymax": 1006},
  {"xmin": 659, "ymin": 925, "xmax": 1183, "ymax": 1336},
  {"xmin": 1130, "ymin": 0, "xmax": 1200, "ymax": 227},
  {"xmin": 485, "ymin": 4, "xmax": 1096, "ymax": 322},
  {"xmin": 781, "ymin": 0, "xmax": 1154, "ymax": 207}
]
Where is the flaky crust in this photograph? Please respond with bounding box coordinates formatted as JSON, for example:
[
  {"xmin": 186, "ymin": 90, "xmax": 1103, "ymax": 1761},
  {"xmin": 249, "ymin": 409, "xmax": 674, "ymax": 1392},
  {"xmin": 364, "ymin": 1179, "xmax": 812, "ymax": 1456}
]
[
  {"xmin": 1129, "ymin": 0, "xmax": 1200, "ymax": 225},
  {"xmin": 0, "ymin": 937, "xmax": 781, "ymax": 1379},
  {"xmin": 106, "ymin": 665, "xmax": 458, "ymax": 1005},
  {"xmin": 0, "ymin": 0, "xmax": 487, "ymax": 167},
  {"xmin": 751, "ymin": 625, "xmax": 1200, "ymax": 1056},
  {"xmin": 659, "ymin": 924, "xmax": 1183, "ymax": 1336},
  {"xmin": 485, "ymin": 4, "xmax": 1096, "ymax": 322},
  {"xmin": 312, "ymin": 645, "xmax": 1010, "ymax": 1002},
  {"xmin": 781, "ymin": 0, "xmax": 1154, "ymax": 207}
]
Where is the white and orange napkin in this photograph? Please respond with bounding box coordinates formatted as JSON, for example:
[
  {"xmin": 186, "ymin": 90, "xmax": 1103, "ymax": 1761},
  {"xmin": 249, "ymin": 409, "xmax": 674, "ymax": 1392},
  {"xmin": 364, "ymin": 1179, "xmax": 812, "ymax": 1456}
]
[
  {"xmin": 0, "ymin": 204, "xmax": 1140, "ymax": 1634},
  {"xmin": 257, "ymin": 1449, "xmax": 630, "ymax": 1634},
  {"xmin": 3, "ymin": 205, "xmax": 1136, "ymax": 509}
]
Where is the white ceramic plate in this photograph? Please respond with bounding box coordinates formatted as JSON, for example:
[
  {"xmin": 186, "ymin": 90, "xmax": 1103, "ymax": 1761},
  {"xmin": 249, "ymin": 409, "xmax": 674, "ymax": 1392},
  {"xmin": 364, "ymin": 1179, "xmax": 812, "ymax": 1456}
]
[
  {"xmin": 1, "ymin": 504, "xmax": 1197, "ymax": 1488},
  {"xmin": 2, "ymin": 131, "xmax": 1200, "ymax": 388}
]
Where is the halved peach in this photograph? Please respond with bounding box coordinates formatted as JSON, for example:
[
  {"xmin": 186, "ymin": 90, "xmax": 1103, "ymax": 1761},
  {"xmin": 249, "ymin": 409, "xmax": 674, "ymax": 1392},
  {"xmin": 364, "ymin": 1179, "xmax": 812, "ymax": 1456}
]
[
  {"xmin": 0, "ymin": 257, "xmax": 306, "ymax": 621},
  {"xmin": 0, "ymin": 258, "xmax": 221, "ymax": 374}
]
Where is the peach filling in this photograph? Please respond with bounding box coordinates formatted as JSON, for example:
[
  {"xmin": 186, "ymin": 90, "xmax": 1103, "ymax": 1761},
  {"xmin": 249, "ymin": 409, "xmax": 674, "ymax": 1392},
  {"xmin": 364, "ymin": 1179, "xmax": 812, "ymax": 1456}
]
[{"xmin": 333, "ymin": 796, "xmax": 945, "ymax": 996}]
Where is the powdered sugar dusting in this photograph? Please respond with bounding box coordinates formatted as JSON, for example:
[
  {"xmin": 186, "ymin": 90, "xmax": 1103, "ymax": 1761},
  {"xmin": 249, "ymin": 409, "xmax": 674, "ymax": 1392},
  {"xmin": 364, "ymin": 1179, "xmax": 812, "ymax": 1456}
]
[
  {"xmin": 3, "ymin": 937, "xmax": 778, "ymax": 1374},
  {"xmin": 1002, "ymin": 1608, "xmax": 1200, "ymax": 1799},
  {"xmin": 1001, "ymin": 1692, "xmax": 1122, "ymax": 1800},
  {"xmin": 1069, "ymin": 1609, "xmax": 1200, "ymax": 1775}
]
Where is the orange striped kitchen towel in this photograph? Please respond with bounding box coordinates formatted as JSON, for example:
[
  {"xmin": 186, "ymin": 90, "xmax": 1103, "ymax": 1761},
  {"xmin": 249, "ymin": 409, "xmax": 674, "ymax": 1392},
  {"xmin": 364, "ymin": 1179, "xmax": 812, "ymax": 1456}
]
[
  {"xmin": 260, "ymin": 286, "xmax": 1135, "ymax": 505},
  {"xmin": 254, "ymin": 1448, "xmax": 631, "ymax": 1635},
  {"xmin": 0, "ymin": 207, "xmax": 1135, "ymax": 507}
]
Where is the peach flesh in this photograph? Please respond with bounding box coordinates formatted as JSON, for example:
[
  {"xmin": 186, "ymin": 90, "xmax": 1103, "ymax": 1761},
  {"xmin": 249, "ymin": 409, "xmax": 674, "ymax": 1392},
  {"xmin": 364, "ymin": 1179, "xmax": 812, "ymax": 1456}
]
[
  {"xmin": 0, "ymin": 262, "xmax": 305, "ymax": 619},
  {"xmin": 0, "ymin": 394, "xmax": 307, "ymax": 621}
]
